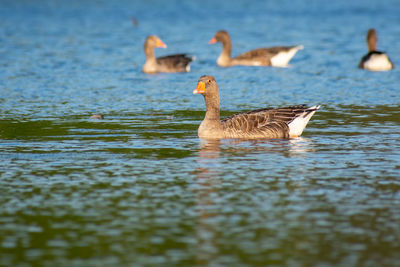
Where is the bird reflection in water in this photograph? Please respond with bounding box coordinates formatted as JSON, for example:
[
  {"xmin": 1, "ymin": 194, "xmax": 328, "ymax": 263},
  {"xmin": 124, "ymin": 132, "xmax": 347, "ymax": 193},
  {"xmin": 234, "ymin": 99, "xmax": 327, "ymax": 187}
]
[
  {"xmin": 194, "ymin": 139, "xmax": 221, "ymax": 265},
  {"xmin": 211, "ymin": 137, "xmax": 315, "ymax": 157},
  {"xmin": 193, "ymin": 137, "xmax": 315, "ymax": 264},
  {"xmin": 286, "ymin": 137, "xmax": 316, "ymax": 156}
]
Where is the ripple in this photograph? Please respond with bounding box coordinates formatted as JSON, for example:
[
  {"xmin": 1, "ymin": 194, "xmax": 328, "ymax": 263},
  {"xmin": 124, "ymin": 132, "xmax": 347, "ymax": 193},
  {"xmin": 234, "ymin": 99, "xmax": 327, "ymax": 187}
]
[{"xmin": 1, "ymin": 0, "xmax": 400, "ymax": 266}]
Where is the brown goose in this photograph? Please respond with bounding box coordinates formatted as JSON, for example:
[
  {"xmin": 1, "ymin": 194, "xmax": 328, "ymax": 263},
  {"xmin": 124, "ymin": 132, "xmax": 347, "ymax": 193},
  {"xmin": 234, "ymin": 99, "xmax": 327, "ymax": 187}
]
[
  {"xmin": 358, "ymin": 29, "xmax": 394, "ymax": 71},
  {"xmin": 193, "ymin": 75, "xmax": 320, "ymax": 139},
  {"xmin": 142, "ymin": 35, "xmax": 193, "ymax": 74},
  {"xmin": 209, "ymin": 30, "xmax": 303, "ymax": 67}
]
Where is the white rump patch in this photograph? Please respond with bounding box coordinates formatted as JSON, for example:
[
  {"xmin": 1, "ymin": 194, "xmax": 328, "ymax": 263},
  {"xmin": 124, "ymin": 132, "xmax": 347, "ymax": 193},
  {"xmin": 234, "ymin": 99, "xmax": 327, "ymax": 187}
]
[
  {"xmin": 364, "ymin": 54, "xmax": 393, "ymax": 71},
  {"xmin": 271, "ymin": 45, "xmax": 304, "ymax": 67},
  {"xmin": 288, "ymin": 105, "xmax": 320, "ymax": 137}
]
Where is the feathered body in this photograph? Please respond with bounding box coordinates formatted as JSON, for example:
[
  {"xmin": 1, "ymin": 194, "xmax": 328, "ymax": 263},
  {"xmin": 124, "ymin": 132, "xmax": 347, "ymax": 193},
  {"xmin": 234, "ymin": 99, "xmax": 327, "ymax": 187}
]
[
  {"xmin": 142, "ymin": 35, "xmax": 192, "ymax": 74},
  {"xmin": 358, "ymin": 29, "xmax": 394, "ymax": 71},
  {"xmin": 220, "ymin": 105, "xmax": 319, "ymax": 139},
  {"xmin": 209, "ymin": 30, "xmax": 303, "ymax": 67},
  {"xmin": 193, "ymin": 75, "xmax": 319, "ymax": 139}
]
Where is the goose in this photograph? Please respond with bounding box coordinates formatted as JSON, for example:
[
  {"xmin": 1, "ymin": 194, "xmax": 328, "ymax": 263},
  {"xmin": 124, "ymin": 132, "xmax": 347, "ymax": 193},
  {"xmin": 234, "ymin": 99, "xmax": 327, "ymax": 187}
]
[
  {"xmin": 193, "ymin": 75, "xmax": 319, "ymax": 139},
  {"xmin": 142, "ymin": 35, "xmax": 193, "ymax": 74},
  {"xmin": 358, "ymin": 29, "xmax": 394, "ymax": 71},
  {"xmin": 209, "ymin": 30, "xmax": 303, "ymax": 67}
]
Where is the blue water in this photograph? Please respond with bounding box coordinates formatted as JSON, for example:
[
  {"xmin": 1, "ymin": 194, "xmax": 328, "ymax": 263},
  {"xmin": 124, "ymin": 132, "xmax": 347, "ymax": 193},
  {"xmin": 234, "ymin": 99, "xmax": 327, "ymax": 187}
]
[{"xmin": 1, "ymin": 0, "xmax": 400, "ymax": 266}]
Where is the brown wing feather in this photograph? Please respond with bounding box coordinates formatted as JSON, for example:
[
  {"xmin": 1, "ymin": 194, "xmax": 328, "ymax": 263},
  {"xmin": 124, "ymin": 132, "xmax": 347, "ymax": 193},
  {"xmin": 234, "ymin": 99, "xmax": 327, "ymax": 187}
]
[
  {"xmin": 156, "ymin": 54, "xmax": 192, "ymax": 72},
  {"xmin": 221, "ymin": 105, "xmax": 310, "ymax": 138},
  {"xmin": 234, "ymin": 47, "xmax": 294, "ymax": 60}
]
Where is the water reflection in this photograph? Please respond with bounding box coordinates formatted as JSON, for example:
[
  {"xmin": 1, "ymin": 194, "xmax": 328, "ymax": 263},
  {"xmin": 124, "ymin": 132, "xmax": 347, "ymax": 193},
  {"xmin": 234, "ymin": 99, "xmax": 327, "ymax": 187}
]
[
  {"xmin": 287, "ymin": 137, "xmax": 316, "ymax": 156},
  {"xmin": 198, "ymin": 137, "xmax": 316, "ymax": 158},
  {"xmin": 198, "ymin": 139, "xmax": 221, "ymax": 160},
  {"xmin": 193, "ymin": 137, "xmax": 315, "ymax": 264},
  {"xmin": 194, "ymin": 139, "xmax": 221, "ymax": 265}
]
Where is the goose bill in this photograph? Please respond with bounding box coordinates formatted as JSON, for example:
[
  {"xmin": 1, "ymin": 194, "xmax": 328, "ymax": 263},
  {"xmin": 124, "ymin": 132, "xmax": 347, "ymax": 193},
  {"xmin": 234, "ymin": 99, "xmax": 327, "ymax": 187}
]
[
  {"xmin": 193, "ymin": 81, "xmax": 206, "ymax": 94},
  {"xmin": 156, "ymin": 39, "xmax": 167, "ymax": 48}
]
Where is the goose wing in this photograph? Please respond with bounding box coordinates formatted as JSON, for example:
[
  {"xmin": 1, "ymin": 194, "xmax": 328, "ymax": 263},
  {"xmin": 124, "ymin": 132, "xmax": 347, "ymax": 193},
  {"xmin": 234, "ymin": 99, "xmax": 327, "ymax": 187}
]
[
  {"xmin": 221, "ymin": 105, "xmax": 312, "ymax": 138},
  {"xmin": 156, "ymin": 54, "xmax": 193, "ymax": 72},
  {"xmin": 234, "ymin": 47, "xmax": 294, "ymax": 60}
]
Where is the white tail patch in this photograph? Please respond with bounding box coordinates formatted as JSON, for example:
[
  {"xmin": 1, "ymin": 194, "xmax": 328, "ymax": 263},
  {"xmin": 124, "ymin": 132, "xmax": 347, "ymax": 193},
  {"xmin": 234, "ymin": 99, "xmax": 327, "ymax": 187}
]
[
  {"xmin": 288, "ymin": 105, "xmax": 320, "ymax": 137},
  {"xmin": 364, "ymin": 53, "xmax": 393, "ymax": 71},
  {"xmin": 271, "ymin": 45, "xmax": 304, "ymax": 67}
]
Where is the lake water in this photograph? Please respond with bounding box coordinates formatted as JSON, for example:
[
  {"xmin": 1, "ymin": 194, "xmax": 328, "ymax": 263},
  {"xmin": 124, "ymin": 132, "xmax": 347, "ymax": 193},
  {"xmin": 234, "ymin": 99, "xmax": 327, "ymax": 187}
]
[{"xmin": 1, "ymin": 0, "xmax": 400, "ymax": 266}]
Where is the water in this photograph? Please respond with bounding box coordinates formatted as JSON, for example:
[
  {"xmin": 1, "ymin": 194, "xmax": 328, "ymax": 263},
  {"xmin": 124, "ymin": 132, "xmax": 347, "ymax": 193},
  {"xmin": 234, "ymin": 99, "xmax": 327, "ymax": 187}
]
[{"xmin": 1, "ymin": 0, "xmax": 400, "ymax": 266}]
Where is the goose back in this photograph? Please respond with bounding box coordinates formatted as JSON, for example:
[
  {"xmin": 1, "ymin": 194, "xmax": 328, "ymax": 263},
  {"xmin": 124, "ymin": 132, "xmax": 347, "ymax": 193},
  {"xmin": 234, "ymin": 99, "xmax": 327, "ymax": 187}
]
[
  {"xmin": 221, "ymin": 105, "xmax": 312, "ymax": 139},
  {"xmin": 156, "ymin": 54, "xmax": 193, "ymax": 72}
]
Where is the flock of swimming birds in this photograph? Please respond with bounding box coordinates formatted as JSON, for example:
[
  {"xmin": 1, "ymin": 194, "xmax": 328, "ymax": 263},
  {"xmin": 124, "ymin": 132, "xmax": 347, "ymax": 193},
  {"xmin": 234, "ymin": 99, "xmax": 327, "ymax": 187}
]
[{"xmin": 140, "ymin": 28, "xmax": 394, "ymax": 140}]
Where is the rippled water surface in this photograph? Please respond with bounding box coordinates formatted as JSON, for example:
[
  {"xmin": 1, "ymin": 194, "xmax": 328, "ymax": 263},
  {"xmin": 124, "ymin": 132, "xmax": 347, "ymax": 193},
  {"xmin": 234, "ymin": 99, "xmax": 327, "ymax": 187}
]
[{"xmin": 1, "ymin": 0, "xmax": 400, "ymax": 266}]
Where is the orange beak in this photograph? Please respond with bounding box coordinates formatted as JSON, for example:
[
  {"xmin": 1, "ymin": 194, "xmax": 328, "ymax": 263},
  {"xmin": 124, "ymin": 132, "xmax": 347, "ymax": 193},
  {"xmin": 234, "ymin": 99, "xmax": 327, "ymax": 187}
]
[
  {"xmin": 193, "ymin": 81, "xmax": 206, "ymax": 94},
  {"xmin": 208, "ymin": 37, "xmax": 217, "ymax": 44},
  {"xmin": 156, "ymin": 39, "xmax": 167, "ymax": 48}
]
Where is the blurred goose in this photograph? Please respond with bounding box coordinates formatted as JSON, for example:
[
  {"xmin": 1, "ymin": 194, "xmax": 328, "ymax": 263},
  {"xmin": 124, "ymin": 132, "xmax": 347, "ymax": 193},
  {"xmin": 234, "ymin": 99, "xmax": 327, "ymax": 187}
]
[
  {"xmin": 90, "ymin": 114, "xmax": 104, "ymax": 119},
  {"xmin": 193, "ymin": 75, "xmax": 320, "ymax": 139},
  {"xmin": 209, "ymin": 30, "xmax": 303, "ymax": 67},
  {"xmin": 358, "ymin": 29, "xmax": 394, "ymax": 71},
  {"xmin": 142, "ymin": 35, "xmax": 193, "ymax": 74}
]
